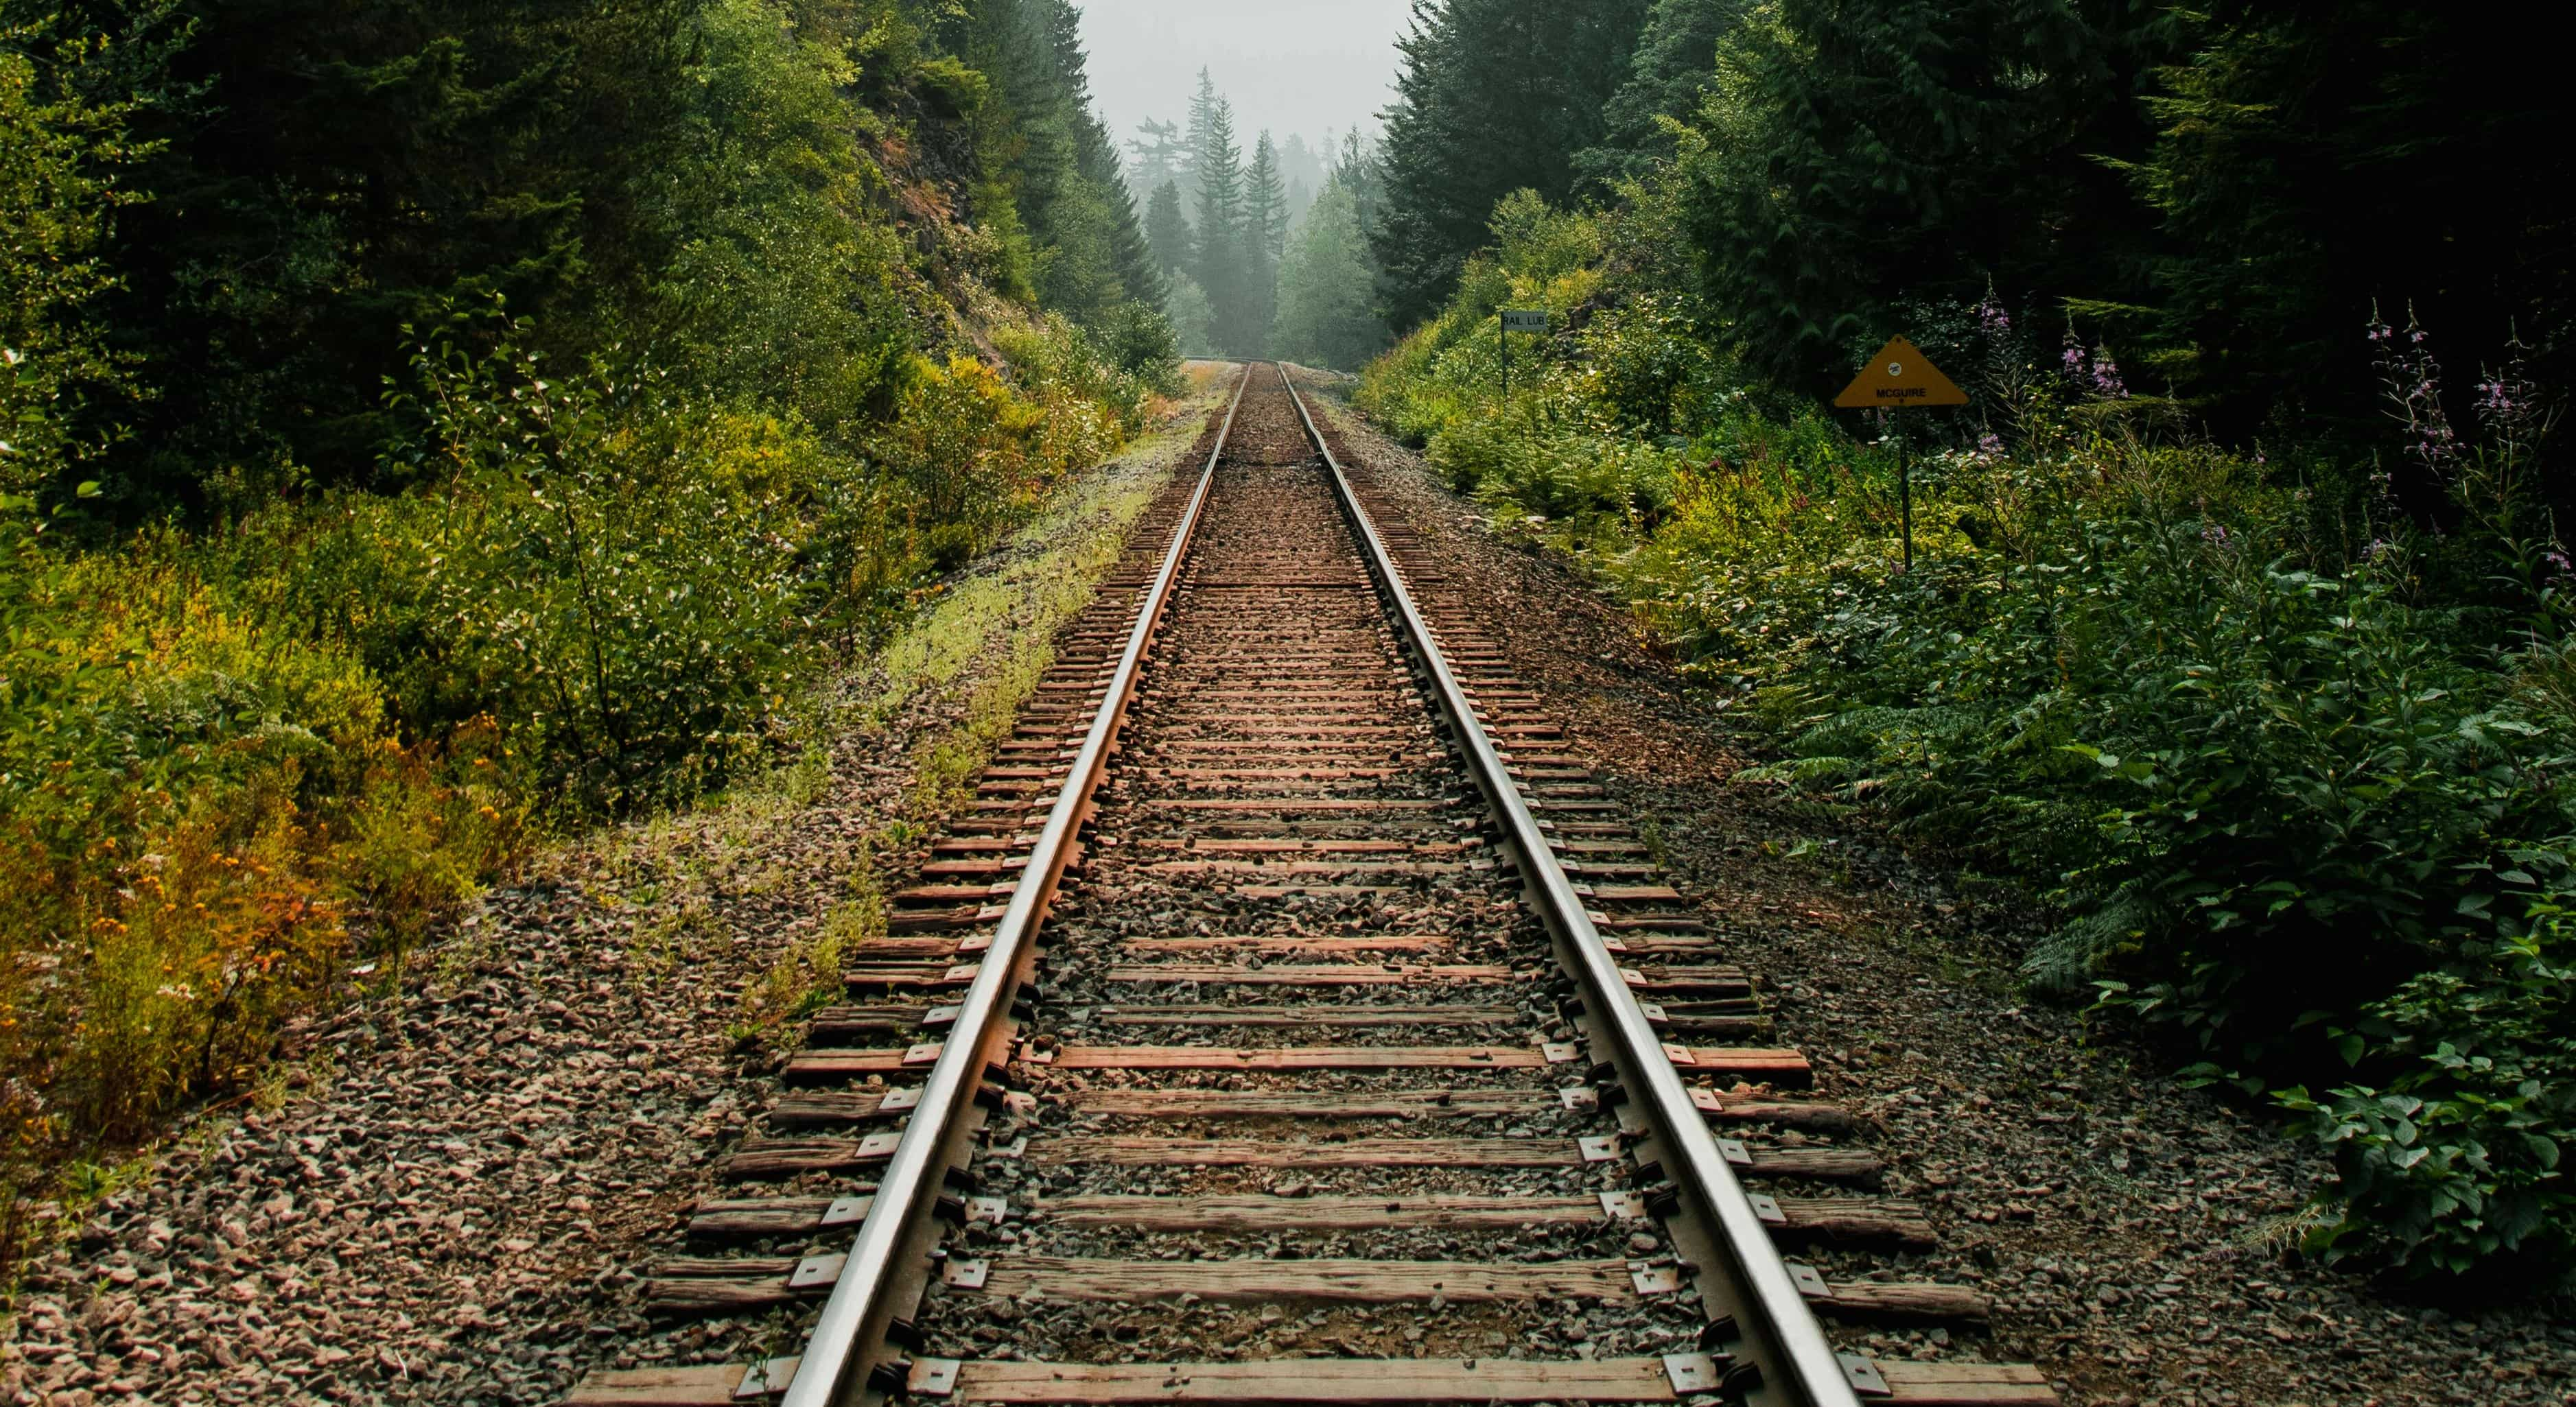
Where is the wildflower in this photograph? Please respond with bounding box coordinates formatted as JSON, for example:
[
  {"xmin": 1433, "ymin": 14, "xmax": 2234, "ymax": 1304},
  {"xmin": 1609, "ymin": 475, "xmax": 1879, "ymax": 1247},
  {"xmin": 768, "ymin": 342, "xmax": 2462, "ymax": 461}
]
[
  {"xmin": 1977, "ymin": 433, "xmax": 2004, "ymax": 459},
  {"xmin": 2091, "ymin": 345, "xmax": 2128, "ymax": 399},
  {"xmin": 2201, "ymin": 521, "xmax": 2229, "ymax": 545}
]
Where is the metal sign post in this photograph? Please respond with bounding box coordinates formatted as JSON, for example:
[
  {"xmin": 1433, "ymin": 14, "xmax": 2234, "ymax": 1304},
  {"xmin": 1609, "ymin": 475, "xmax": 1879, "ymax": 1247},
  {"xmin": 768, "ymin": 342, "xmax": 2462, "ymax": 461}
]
[
  {"xmin": 1499, "ymin": 309, "xmax": 1545, "ymax": 398},
  {"xmin": 1834, "ymin": 335, "xmax": 1966, "ymax": 571}
]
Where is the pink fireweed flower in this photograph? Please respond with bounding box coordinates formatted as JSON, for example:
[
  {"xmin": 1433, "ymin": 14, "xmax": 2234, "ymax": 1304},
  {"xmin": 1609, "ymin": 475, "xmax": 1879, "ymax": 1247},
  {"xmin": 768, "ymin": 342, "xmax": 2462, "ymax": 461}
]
[{"xmin": 2092, "ymin": 345, "xmax": 2128, "ymax": 399}]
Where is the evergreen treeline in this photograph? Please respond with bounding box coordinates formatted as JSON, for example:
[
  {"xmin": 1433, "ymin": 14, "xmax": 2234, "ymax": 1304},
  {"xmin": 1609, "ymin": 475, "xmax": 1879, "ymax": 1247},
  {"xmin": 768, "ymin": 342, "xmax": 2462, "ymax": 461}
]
[
  {"xmin": 0, "ymin": 0, "xmax": 1175, "ymax": 1236},
  {"xmin": 1361, "ymin": 0, "xmax": 2576, "ymax": 1283},
  {"xmin": 1125, "ymin": 71, "xmax": 1387, "ymax": 369},
  {"xmin": 1370, "ymin": 0, "xmax": 2576, "ymax": 435},
  {"xmin": 1370, "ymin": 0, "xmax": 1652, "ymax": 329}
]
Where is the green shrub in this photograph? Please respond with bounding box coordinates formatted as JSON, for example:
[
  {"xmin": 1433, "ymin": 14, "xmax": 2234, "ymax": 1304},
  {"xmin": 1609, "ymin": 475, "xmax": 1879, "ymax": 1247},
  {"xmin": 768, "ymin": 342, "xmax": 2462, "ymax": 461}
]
[{"xmin": 2281, "ymin": 901, "xmax": 2575, "ymax": 1284}]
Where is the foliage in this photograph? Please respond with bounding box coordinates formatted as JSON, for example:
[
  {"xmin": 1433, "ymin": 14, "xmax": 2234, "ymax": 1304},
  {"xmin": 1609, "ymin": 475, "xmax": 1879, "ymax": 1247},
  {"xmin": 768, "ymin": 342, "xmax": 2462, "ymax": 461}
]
[
  {"xmin": 2122, "ymin": 5, "xmax": 2576, "ymax": 434},
  {"xmin": 2280, "ymin": 906, "xmax": 2576, "ymax": 1286},
  {"xmin": 0, "ymin": 506, "xmax": 522, "ymax": 1152},
  {"xmin": 1370, "ymin": 0, "xmax": 1653, "ymax": 327},
  {"xmin": 0, "ymin": 3, "xmax": 176, "ymax": 497},
  {"xmin": 0, "ymin": 0, "xmax": 1168, "ymax": 1270},
  {"xmin": 1674, "ymin": 0, "xmax": 2159, "ymax": 393},
  {"xmin": 1361, "ymin": 185, "xmax": 2576, "ymax": 1281}
]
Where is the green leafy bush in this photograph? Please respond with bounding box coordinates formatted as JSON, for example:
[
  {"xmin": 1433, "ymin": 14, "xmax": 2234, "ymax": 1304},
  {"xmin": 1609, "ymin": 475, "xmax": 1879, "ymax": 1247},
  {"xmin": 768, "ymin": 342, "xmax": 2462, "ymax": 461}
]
[{"xmin": 2281, "ymin": 901, "xmax": 2575, "ymax": 1282}]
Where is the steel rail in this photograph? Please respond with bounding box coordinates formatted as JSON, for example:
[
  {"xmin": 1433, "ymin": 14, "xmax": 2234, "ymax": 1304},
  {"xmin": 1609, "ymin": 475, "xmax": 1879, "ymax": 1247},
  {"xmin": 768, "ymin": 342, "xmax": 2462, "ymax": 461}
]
[
  {"xmin": 1277, "ymin": 364, "xmax": 1863, "ymax": 1407},
  {"xmin": 781, "ymin": 367, "xmax": 1250, "ymax": 1407}
]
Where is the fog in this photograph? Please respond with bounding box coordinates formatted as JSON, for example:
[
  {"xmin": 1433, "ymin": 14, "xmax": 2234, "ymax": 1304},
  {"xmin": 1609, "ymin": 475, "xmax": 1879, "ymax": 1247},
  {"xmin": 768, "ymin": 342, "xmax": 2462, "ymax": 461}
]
[{"xmin": 1075, "ymin": 0, "xmax": 1414, "ymax": 159}]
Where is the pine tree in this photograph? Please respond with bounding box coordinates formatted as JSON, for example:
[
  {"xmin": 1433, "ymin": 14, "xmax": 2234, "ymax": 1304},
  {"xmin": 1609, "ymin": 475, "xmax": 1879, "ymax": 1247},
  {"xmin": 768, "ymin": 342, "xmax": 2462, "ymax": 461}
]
[
  {"xmin": 1189, "ymin": 78, "xmax": 1250, "ymax": 355},
  {"xmin": 1334, "ymin": 132, "xmax": 1387, "ymax": 240},
  {"xmin": 2127, "ymin": 2, "xmax": 2575, "ymax": 432},
  {"xmin": 1241, "ymin": 133, "xmax": 1287, "ymax": 351},
  {"xmin": 1576, "ymin": 0, "xmax": 1748, "ymax": 185},
  {"xmin": 1246, "ymin": 133, "xmax": 1289, "ymax": 262},
  {"xmin": 1050, "ymin": 0, "xmax": 1163, "ymax": 316},
  {"xmin": 1126, "ymin": 117, "xmax": 1189, "ymax": 195},
  {"xmin": 1370, "ymin": 0, "xmax": 1654, "ymax": 327},
  {"xmin": 955, "ymin": 0, "xmax": 1166, "ymax": 352},
  {"xmin": 1145, "ymin": 180, "xmax": 1191, "ymax": 279}
]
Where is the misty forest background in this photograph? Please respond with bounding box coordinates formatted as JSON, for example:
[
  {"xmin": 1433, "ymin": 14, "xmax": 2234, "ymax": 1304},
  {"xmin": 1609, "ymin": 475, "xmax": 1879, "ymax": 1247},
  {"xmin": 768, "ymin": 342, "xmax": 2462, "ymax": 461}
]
[{"xmin": 8, "ymin": 0, "xmax": 2576, "ymax": 1293}]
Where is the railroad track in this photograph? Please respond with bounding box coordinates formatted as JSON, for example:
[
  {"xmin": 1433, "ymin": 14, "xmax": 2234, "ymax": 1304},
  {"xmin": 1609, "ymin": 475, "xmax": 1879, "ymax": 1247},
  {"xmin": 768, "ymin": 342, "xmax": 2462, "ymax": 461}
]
[{"xmin": 570, "ymin": 366, "xmax": 2055, "ymax": 1407}]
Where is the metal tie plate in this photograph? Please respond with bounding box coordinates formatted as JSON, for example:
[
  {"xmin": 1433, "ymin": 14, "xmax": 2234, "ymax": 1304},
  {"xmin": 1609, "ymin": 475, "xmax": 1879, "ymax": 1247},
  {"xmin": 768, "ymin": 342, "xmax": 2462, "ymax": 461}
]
[
  {"xmin": 1714, "ymin": 1137, "xmax": 1753, "ymax": 1168},
  {"xmin": 820, "ymin": 1195, "xmax": 874, "ymax": 1228},
  {"xmin": 1661, "ymin": 1352, "xmax": 1722, "ymax": 1393},
  {"xmin": 1838, "ymin": 1352, "xmax": 1893, "ymax": 1397},
  {"xmin": 1628, "ymin": 1260, "xmax": 1683, "ymax": 1295},
  {"xmin": 1597, "ymin": 1190, "xmax": 1649, "ymax": 1220},
  {"xmin": 941, "ymin": 1258, "xmax": 990, "ymax": 1289},
  {"xmin": 1558, "ymin": 1085, "xmax": 1600, "ymax": 1111},
  {"xmin": 1746, "ymin": 1193, "xmax": 1788, "ymax": 1227},
  {"xmin": 1577, "ymin": 1135, "xmax": 1621, "ymax": 1163},
  {"xmin": 790, "ymin": 1253, "xmax": 846, "ymax": 1290},
  {"xmin": 906, "ymin": 1358, "xmax": 961, "ymax": 1397},
  {"xmin": 878, "ymin": 1086, "xmax": 923, "ymax": 1113},
  {"xmin": 1786, "ymin": 1262, "xmax": 1833, "ymax": 1299}
]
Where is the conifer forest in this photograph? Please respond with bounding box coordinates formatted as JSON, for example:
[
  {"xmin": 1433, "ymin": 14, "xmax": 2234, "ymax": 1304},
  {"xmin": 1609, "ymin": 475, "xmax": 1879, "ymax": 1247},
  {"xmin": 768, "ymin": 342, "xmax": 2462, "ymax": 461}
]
[{"xmin": 3, "ymin": 0, "xmax": 2575, "ymax": 1397}]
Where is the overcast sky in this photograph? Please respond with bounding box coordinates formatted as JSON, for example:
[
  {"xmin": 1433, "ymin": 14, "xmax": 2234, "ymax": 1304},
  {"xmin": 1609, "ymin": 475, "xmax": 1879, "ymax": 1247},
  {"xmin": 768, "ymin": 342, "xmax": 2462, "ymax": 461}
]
[{"xmin": 1075, "ymin": 0, "xmax": 1414, "ymax": 160}]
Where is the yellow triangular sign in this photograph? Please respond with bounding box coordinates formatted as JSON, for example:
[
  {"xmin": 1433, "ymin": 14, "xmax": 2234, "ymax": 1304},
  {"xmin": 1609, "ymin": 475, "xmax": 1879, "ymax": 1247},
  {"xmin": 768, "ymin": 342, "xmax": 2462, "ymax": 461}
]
[{"xmin": 1834, "ymin": 337, "xmax": 1968, "ymax": 408}]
